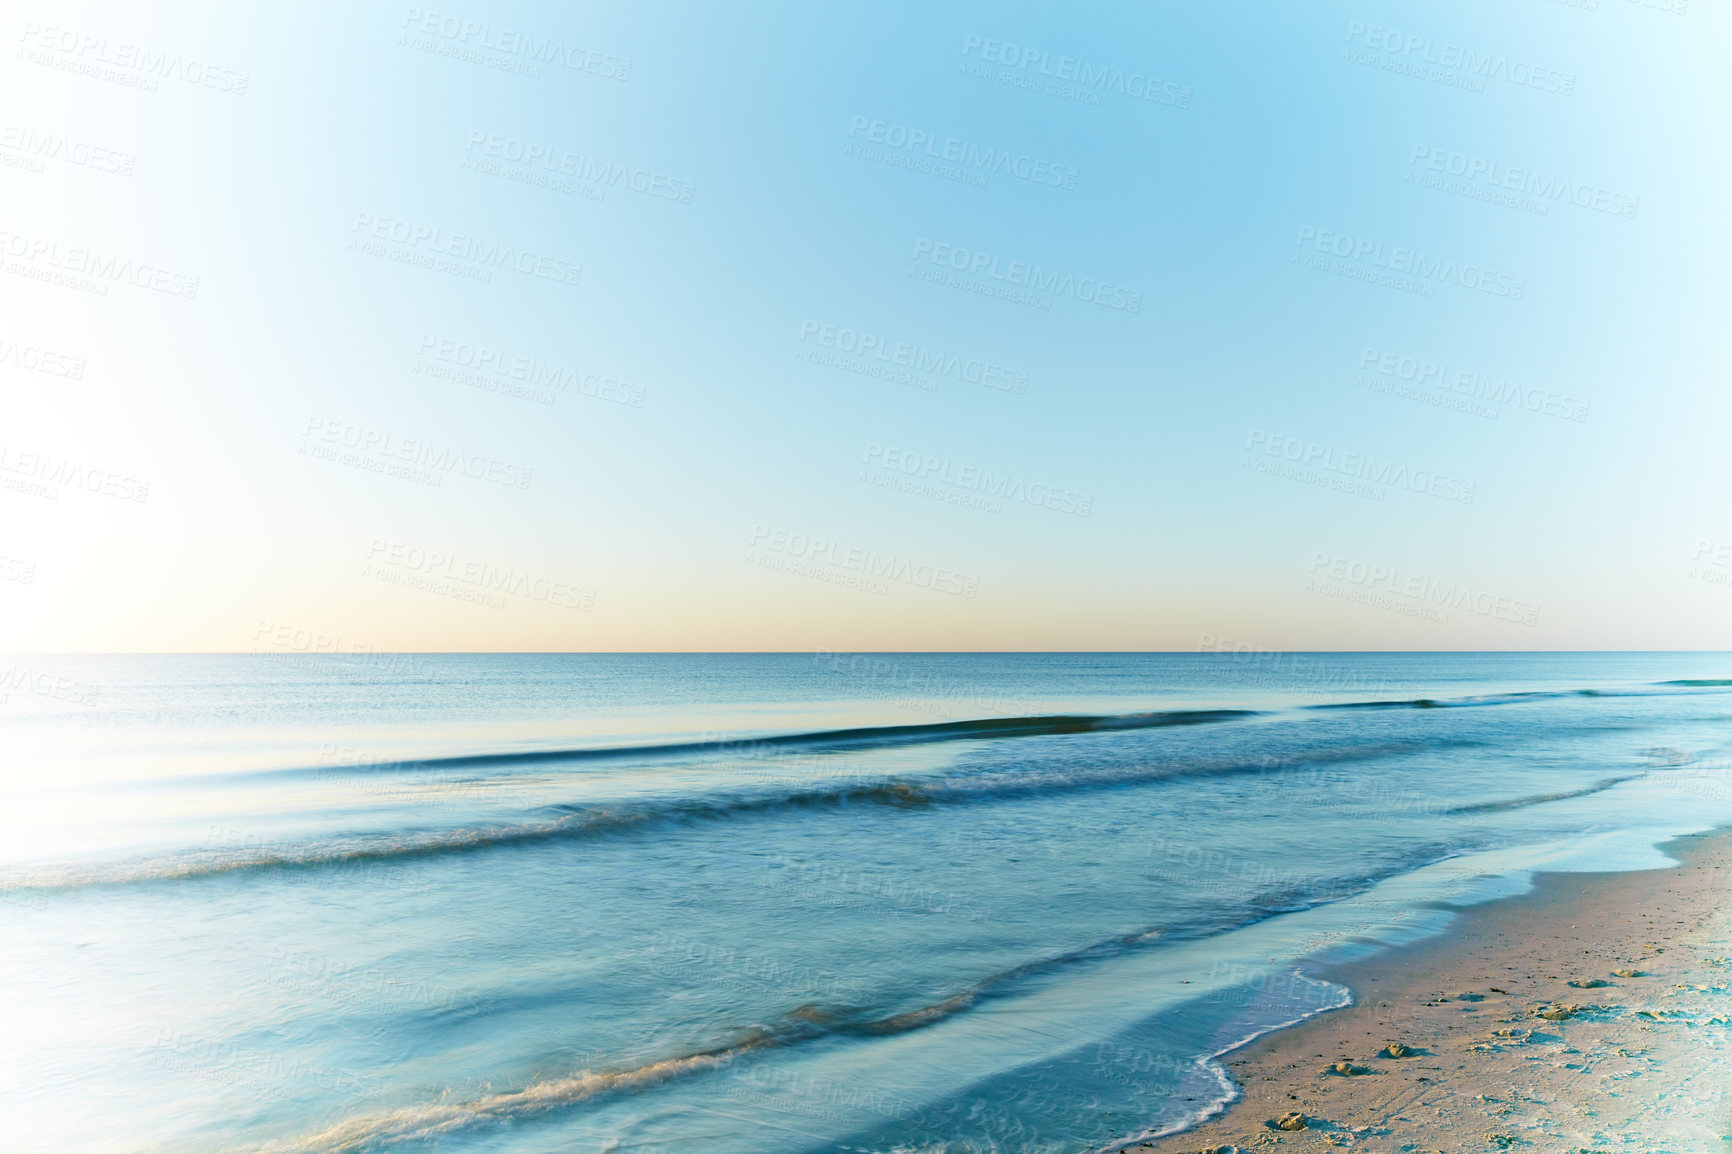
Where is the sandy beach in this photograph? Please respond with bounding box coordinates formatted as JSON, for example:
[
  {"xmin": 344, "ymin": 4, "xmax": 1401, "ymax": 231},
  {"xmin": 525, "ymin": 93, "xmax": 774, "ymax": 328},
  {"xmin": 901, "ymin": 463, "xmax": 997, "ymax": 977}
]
[{"xmin": 1131, "ymin": 826, "xmax": 1732, "ymax": 1154}]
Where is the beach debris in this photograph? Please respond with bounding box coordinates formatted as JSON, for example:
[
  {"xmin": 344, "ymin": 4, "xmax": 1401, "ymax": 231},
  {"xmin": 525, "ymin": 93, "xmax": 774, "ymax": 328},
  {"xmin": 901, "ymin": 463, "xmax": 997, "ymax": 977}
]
[
  {"xmin": 1273, "ymin": 1111, "xmax": 1308, "ymax": 1131},
  {"xmin": 1198, "ymin": 1146, "xmax": 1238, "ymax": 1154},
  {"xmin": 1492, "ymin": 1027, "xmax": 1532, "ymax": 1040},
  {"xmin": 1530, "ymin": 1002, "xmax": 1583, "ymax": 1020},
  {"xmin": 1324, "ymin": 1059, "xmax": 1371, "ymax": 1076},
  {"xmin": 1380, "ymin": 1041, "xmax": 1413, "ymax": 1058},
  {"xmin": 1567, "ymin": 979, "xmax": 1609, "ymax": 988},
  {"xmin": 1611, "ymin": 970, "xmax": 1643, "ymax": 978},
  {"xmin": 1485, "ymin": 1134, "xmax": 1520, "ymax": 1148},
  {"xmin": 1452, "ymin": 992, "xmax": 1485, "ymax": 1001}
]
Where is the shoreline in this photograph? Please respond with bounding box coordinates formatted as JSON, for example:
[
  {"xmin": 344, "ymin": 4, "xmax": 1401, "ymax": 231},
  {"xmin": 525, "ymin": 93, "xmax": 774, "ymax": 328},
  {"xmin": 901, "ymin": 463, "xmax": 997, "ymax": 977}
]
[{"xmin": 1127, "ymin": 825, "xmax": 1732, "ymax": 1153}]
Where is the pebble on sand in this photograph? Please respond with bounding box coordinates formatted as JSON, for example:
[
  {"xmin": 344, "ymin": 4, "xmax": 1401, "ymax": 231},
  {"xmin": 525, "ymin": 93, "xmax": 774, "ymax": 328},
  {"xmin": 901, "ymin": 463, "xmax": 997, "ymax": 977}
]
[{"xmin": 1531, "ymin": 1002, "xmax": 1582, "ymax": 1020}]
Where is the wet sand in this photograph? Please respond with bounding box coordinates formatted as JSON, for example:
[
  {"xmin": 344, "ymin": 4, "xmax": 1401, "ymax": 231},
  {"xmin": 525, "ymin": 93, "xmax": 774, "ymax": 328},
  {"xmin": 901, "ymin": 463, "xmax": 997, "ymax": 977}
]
[{"xmin": 1129, "ymin": 827, "xmax": 1732, "ymax": 1153}]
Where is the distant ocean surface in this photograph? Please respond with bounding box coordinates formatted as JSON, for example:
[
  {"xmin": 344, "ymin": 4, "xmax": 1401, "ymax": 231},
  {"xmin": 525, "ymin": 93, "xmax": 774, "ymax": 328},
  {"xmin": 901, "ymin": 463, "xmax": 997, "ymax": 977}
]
[{"xmin": 5, "ymin": 652, "xmax": 1732, "ymax": 1153}]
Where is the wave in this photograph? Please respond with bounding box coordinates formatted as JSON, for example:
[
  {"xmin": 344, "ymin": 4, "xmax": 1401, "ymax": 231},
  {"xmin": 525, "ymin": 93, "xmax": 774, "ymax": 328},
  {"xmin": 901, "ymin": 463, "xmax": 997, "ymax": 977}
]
[
  {"xmin": 243, "ymin": 854, "xmax": 1440, "ymax": 1154},
  {"xmin": 243, "ymin": 1036, "xmax": 771, "ymax": 1153},
  {"xmin": 1659, "ymin": 679, "xmax": 1732, "ymax": 687},
  {"xmin": 248, "ymin": 708, "xmax": 1263, "ymax": 782},
  {"xmin": 22, "ymin": 674, "xmax": 1699, "ymax": 891},
  {"xmin": 241, "ymin": 938, "xmax": 1158, "ymax": 1152},
  {"xmin": 1312, "ymin": 681, "xmax": 1732, "ymax": 711},
  {"xmin": 1309, "ymin": 689, "xmax": 1597, "ymax": 711},
  {"xmin": 4, "ymin": 742, "xmax": 1423, "ymax": 891},
  {"xmin": 201, "ymin": 679, "xmax": 1723, "ymax": 789},
  {"xmin": 1101, "ymin": 973, "xmax": 1354, "ymax": 1151},
  {"xmin": 1444, "ymin": 774, "xmax": 1638, "ymax": 815}
]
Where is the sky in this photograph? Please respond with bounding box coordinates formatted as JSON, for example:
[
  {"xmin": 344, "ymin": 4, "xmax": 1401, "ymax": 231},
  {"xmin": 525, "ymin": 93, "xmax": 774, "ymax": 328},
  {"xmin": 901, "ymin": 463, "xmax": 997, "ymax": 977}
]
[{"xmin": 2, "ymin": 0, "xmax": 1729, "ymax": 652}]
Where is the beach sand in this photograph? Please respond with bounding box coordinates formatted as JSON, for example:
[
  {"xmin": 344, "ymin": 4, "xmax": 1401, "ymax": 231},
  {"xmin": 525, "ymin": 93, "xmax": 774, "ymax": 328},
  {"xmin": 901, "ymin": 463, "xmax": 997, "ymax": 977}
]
[{"xmin": 1129, "ymin": 827, "xmax": 1732, "ymax": 1153}]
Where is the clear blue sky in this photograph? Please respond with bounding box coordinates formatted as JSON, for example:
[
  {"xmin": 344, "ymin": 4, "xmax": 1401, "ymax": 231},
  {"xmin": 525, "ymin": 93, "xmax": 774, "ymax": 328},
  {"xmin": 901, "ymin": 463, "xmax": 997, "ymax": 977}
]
[{"xmin": 3, "ymin": 0, "xmax": 1727, "ymax": 651}]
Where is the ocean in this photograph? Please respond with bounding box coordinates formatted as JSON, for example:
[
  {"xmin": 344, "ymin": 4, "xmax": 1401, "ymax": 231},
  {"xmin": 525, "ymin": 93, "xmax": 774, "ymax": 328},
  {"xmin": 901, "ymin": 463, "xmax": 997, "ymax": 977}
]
[{"xmin": 4, "ymin": 651, "xmax": 1731, "ymax": 1153}]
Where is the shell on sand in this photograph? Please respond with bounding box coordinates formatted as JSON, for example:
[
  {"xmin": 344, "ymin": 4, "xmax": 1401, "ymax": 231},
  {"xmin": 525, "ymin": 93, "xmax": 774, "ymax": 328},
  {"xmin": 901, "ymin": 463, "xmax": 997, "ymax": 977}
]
[
  {"xmin": 1324, "ymin": 1059, "xmax": 1371, "ymax": 1076},
  {"xmin": 1381, "ymin": 1041, "xmax": 1413, "ymax": 1058},
  {"xmin": 1612, "ymin": 969, "xmax": 1643, "ymax": 978},
  {"xmin": 1274, "ymin": 1111, "xmax": 1308, "ymax": 1131},
  {"xmin": 1492, "ymin": 1026, "xmax": 1532, "ymax": 1040},
  {"xmin": 1567, "ymin": 978, "xmax": 1610, "ymax": 988}
]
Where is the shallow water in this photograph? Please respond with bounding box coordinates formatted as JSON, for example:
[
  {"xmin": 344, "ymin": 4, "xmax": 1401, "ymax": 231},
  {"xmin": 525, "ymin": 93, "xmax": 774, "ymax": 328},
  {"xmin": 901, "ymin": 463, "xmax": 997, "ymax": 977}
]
[{"xmin": 4, "ymin": 652, "xmax": 1731, "ymax": 1152}]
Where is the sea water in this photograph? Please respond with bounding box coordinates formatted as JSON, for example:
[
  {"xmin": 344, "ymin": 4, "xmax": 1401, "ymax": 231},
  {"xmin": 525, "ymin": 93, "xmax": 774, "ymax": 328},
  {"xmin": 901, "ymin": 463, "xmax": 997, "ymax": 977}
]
[{"xmin": 4, "ymin": 652, "xmax": 1732, "ymax": 1152}]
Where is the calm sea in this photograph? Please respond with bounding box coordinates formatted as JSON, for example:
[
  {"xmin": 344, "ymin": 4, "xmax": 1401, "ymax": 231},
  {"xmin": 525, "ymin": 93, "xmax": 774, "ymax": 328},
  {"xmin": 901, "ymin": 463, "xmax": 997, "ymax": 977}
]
[{"xmin": 4, "ymin": 652, "xmax": 1731, "ymax": 1152}]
